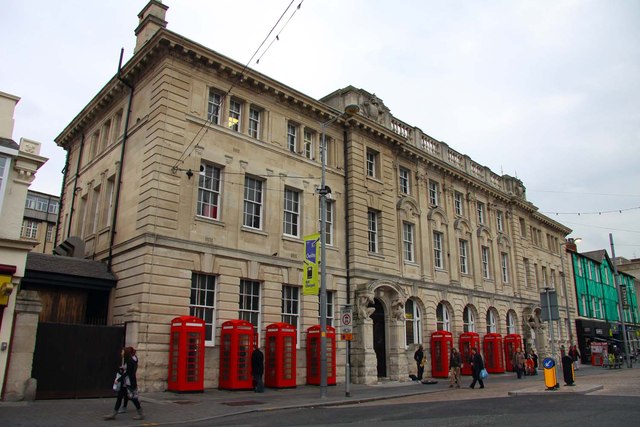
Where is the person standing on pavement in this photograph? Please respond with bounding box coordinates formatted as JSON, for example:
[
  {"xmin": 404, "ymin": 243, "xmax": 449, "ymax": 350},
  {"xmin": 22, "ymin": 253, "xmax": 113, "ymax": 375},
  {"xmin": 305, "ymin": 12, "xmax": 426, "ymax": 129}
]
[
  {"xmin": 104, "ymin": 346, "xmax": 144, "ymax": 421},
  {"xmin": 252, "ymin": 346, "xmax": 265, "ymax": 393},
  {"xmin": 414, "ymin": 345, "xmax": 425, "ymax": 381},
  {"xmin": 569, "ymin": 345, "xmax": 581, "ymax": 371},
  {"xmin": 513, "ymin": 347, "xmax": 525, "ymax": 379},
  {"xmin": 469, "ymin": 348, "xmax": 485, "ymax": 389},
  {"xmin": 449, "ymin": 347, "xmax": 462, "ymax": 388},
  {"xmin": 530, "ymin": 349, "xmax": 539, "ymax": 375}
]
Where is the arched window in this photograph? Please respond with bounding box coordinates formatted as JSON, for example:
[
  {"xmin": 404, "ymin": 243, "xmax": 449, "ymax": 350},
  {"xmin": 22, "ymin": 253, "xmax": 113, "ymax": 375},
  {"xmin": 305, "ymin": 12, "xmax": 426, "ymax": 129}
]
[
  {"xmin": 463, "ymin": 306, "xmax": 475, "ymax": 332},
  {"xmin": 436, "ymin": 303, "xmax": 451, "ymax": 331},
  {"xmin": 506, "ymin": 311, "xmax": 516, "ymax": 334},
  {"xmin": 405, "ymin": 299, "xmax": 422, "ymax": 346},
  {"xmin": 486, "ymin": 309, "xmax": 497, "ymax": 333}
]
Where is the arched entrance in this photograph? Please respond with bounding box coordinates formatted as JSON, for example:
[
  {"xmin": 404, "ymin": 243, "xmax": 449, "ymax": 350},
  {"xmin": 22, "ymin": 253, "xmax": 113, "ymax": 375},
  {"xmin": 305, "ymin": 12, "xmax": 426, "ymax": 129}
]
[{"xmin": 372, "ymin": 298, "xmax": 386, "ymax": 377}]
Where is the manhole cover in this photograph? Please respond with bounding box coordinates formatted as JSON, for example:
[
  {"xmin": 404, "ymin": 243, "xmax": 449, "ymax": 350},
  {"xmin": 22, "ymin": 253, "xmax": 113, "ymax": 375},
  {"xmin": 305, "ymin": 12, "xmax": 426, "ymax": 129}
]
[{"xmin": 222, "ymin": 400, "xmax": 264, "ymax": 406}]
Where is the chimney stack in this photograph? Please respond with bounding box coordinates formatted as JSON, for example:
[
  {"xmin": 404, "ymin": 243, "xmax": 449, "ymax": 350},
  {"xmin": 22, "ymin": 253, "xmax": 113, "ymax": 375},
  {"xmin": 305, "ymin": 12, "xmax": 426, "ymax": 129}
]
[{"xmin": 134, "ymin": 1, "xmax": 169, "ymax": 54}]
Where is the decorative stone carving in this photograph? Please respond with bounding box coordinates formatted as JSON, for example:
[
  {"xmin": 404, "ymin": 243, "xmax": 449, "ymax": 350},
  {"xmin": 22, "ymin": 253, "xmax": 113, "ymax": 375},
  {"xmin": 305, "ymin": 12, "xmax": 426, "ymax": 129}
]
[
  {"xmin": 391, "ymin": 298, "xmax": 405, "ymax": 321},
  {"xmin": 357, "ymin": 293, "xmax": 375, "ymax": 320}
]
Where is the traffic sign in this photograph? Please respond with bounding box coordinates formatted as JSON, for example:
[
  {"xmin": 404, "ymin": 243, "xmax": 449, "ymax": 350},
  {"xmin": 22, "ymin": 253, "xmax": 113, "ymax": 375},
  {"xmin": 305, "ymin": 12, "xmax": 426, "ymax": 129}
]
[
  {"xmin": 341, "ymin": 305, "xmax": 353, "ymax": 335},
  {"xmin": 543, "ymin": 357, "xmax": 555, "ymax": 369}
]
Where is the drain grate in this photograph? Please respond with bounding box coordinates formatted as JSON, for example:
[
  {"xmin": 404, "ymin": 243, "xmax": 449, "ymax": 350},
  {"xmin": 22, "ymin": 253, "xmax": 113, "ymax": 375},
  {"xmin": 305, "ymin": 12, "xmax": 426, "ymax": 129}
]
[{"xmin": 222, "ymin": 400, "xmax": 264, "ymax": 406}]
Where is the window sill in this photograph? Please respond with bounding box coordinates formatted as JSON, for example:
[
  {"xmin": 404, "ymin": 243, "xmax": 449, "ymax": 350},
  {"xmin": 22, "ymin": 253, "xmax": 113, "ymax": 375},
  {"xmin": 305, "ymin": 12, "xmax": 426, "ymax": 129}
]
[{"xmin": 241, "ymin": 226, "xmax": 268, "ymax": 236}]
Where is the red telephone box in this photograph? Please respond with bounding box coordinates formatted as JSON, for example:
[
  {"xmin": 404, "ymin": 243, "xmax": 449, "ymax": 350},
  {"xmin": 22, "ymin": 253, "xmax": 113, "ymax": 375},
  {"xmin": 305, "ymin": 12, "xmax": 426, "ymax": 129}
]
[
  {"xmin": 430, "ymin": 331, "xmax": 453, "ymax": 378},
  {"xmin": 265, "ymin": 322, "xmax": 297, "ymax": 388},
  {"xmin": 483, "ymin": 333, "xmax": 504, "ymax": 373},
  {"xmin": 306, "ymin": 325, "xmax": 336, "ymax": 385},
  {"xmin": 219, "ymin": 319, "xmax": 255, "ymax": 390},
  {"xmin": 167, "ymin": 316, "xmax": 205, "ymax": 392},
  {"xmin": 459, "ymin": 332, "xmax": 480, "ymax": 376},
  {"xmin": 504, "ymin": 334, "xmax": 523, "ymax": 372}
]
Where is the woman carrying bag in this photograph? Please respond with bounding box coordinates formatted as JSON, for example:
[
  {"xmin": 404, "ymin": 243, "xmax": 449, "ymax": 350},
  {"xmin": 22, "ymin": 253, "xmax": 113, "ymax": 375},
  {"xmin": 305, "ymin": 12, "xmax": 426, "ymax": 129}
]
[{"xmin": 104, "ymin": 347, "xmax": 144, "ymax": 420}]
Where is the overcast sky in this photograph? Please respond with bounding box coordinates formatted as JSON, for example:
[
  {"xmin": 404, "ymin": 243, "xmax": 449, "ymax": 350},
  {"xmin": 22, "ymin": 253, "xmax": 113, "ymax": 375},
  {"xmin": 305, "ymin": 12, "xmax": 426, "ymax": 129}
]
[{"xmin": 2, "ymin": 0, "xmax": 639, "ymax": 259}]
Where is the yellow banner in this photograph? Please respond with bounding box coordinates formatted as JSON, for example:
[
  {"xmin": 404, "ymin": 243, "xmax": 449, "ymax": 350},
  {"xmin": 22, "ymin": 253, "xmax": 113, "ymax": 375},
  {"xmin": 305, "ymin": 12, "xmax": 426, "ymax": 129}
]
[{"xmin": 303, "ymin": 233, "xmax": 320, "ymax": 296}]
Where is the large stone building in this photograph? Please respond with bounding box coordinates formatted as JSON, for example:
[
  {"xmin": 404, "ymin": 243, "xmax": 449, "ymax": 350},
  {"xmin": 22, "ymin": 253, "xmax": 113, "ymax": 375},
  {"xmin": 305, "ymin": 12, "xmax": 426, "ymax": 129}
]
[{"xmin": 54, "ymin": 1, "xmax": 575, "ymax": 391}]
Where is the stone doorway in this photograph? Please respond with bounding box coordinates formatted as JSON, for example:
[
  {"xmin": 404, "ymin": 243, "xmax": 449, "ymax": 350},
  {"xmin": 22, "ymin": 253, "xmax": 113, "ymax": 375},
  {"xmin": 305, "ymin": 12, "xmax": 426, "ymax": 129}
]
[{"xmin": 372, "ymin": 298, "xmax": 386, "ymax": 377}]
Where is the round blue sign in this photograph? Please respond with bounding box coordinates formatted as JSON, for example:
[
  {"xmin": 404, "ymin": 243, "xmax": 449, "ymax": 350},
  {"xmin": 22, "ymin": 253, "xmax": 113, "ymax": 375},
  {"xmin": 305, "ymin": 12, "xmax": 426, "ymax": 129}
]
[{"xmin": 542, "ymin": 357, "xmax": 555, "ymax": 369}]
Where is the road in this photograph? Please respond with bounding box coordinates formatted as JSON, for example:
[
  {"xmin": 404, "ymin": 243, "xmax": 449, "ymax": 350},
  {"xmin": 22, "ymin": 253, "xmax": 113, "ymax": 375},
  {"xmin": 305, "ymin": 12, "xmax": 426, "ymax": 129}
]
[{"xmin": 174, "ymin": 366, "xmax": 640, "ymax": 427}]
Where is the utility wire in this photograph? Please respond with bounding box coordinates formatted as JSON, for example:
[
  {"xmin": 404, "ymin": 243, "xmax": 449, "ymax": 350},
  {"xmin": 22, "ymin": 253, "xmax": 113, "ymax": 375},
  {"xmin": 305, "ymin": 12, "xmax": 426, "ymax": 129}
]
[{"xmin": 172, "ymin": 0, "xmax": 303, "ymax": 173}]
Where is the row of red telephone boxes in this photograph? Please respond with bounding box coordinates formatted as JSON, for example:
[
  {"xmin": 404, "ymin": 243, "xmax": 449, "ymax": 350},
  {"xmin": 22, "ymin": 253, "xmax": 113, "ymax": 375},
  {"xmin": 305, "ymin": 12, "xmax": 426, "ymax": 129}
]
[
  {"xmin": 168, "ymin": 316, "xmax": 337, "ymax": 392},
  {"xmin": 431, "ymin": 331, "xmax": 524, "ymax": 378},
  {"xmin": 167, "ymin": 316, "xmax": 524, "ymax": 392}
]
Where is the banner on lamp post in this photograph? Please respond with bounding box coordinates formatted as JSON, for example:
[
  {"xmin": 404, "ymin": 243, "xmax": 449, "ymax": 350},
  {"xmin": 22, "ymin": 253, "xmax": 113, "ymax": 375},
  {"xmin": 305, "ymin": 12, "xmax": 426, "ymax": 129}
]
[{"xmin": 303, "ymin": 233, "xmax": 320, "ymax": 296}]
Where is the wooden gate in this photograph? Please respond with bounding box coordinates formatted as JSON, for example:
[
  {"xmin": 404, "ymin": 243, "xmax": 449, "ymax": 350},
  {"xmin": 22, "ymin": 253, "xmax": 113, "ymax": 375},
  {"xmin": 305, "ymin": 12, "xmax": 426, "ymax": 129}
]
[{"xmin": 32, "ymin": 322, "xmax": 125, "ymax": 399}]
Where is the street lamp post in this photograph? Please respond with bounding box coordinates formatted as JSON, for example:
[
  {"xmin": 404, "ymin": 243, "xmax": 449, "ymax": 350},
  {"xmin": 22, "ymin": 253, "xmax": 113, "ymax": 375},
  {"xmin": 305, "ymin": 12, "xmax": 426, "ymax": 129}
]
[
  {"xmin": 609, "ymin": 233, "xmax": 632, "ymax": 368},
  {"xmin": 319, "ymin": 104, "xmax": 359, "ymax": 398}
]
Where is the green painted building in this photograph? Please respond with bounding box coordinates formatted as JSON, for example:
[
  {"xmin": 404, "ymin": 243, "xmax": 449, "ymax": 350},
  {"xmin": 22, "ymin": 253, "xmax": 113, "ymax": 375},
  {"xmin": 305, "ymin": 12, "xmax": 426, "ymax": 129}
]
[{"xmin": 571, "ymin": 249, "xmax": 639, "ymax": 363}]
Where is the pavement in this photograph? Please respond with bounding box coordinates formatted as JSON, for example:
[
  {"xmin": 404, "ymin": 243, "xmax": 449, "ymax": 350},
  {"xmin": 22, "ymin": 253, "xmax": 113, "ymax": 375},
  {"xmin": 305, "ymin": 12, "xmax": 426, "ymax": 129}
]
[{"xmin": 1, "ymin": 363, "xmax": 637, "ymax": 427}]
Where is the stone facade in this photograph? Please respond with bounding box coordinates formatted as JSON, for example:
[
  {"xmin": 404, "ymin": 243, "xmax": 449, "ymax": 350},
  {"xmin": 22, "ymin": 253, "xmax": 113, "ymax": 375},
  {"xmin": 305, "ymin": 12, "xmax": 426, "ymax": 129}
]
[
  {"xmin": 0, "ymin": 91, "xmax": 47, "ymax": 399},
  {"xmin": 53, "ymin": 2, "xmax": 576, "ymax": 391}
]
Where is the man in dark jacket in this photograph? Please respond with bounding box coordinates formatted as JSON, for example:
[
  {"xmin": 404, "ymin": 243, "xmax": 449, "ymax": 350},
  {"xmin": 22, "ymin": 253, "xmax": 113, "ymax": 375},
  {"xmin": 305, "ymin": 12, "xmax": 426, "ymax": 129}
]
[
  {"xmin": 449, "ymin": 347, "xmax": 462, "ymax": 388},
  {"xmin": 469, "ymin": 348, "xmax": 485, "ymax": 389},
  {"xmin": 251, "ymin": 347, "xmax": 264, "ymax": 393}
]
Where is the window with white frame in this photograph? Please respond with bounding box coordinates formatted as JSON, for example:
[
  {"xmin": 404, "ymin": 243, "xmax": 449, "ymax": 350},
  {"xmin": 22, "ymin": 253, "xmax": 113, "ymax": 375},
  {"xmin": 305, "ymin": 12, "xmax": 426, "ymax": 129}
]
[
  {"xmin": 481, "ymin": 246, "xmax": 490, "ymax": 279},
  {"xmin": 228, "ymin": 99, "xmax": 242, "ymax": 131},
  {"xmin": 321, "ymin": 135, "xmax": 331, "ymax": 166},
  {"xmin": 433, "ymin": 231, "xmax": 444, "ymax": 269},
  {"xmin": 405, "ymin": 299, "xmax": 422, "ymax": 346},
  {"xmin": 319, "ymin": 200, "xmax": 334, "ymax": 245},
  {"xmin": 281, "ymin": 285, "xmax": 300, "ymax": 329},
  {"xmin": 318, "ymin": 290, "xmax": 335, "ymax": 327},
  {"xmin": 399, "ymin": 167, "xmax": 410, "ymax": 195},
  {"xmin": 22, "ymin": 219, "xmax": 38, "ymax": 239},
  {"xmin": 501, "ymin": 252, "xmax": 510, "ymax": 283},
  {"xmin": 190, "ymin": 273, "xmax": 216, "ymax": 344},
  {"xmin": 428, "ymin": 180, "xmax": 439, "ymax": 206},
  {"xmin": 0, "ymin": 156, "xmax": 7, "ymax": 206},
  {"xmin": 198, "ymin": 163, "xmax": 221, "ymax": 220},
  {"xmin": 327, "ymin": 291, "xmax": 334, "ymax": 327},
  {"xmin": 366, "ymin": 148, "xmax": 378, "ymax": 178},
  {"xmin": 454, "ymin": 191, "xmax": 463, "ymax": 216},
  {"xmin": 368, "ymin": 210, "xmax": 379, "ymax": 253},
  {"xmin": 496, "ymin": 211, "xmax": 504, "ymax": 232},
  {"xmin": 436, "ymin": 303, "xmax": 451, "ymax": 331},
  {"xmin": 243, "ymin": 177, "xmax": 263, "ymax": 229},
  {"xmin": 248, "ymin": 106, "xmax": 261, "ymax": 139},
  {"xmin": 463, "ymin": 306, "xmax": 476, "ymax": 332},
  {"xmin": 581, "ymin": 294, "xmax": 587, "ymax": 315},
  {"xmin": 304, "ymin": 129, "xmax": 314, "ymax": 159},
  {"xmin": 283, "ymin": 188, "xmax": 301, "ymax": 237},
  {"xmin": 49, "ymin": 200, "xmax": 59, "ymax": 214},
  {"xmin": 239, "ymin": 279, "xmax": 261, "ymax": 328},
  {"xmin": 207, "ymin": 89, "xmax": 223, "ymax": 125},
  {"xmin": 477, "ymin": 201, "xmax": 486, "ymax": 224},
  {"xmin": 46, "ymin": 223, "xmax": 54, "ymax": 242},
  {"xmin": 403, "ymin": 222, "xmax": 415, "ymax": 262},
  {"xmin": 287, "ymin": 122, "xmax": 298, "ymax": 153},
  {"xmin": 459, "ymin": 239, "xmax": 469, "ymax": 274},
  {"xmin": 506, "ymin": 311, "xmax": 516, "ymax": 334},
  {"xmin": 486, "ymin": 309, "xmax": 497, "ymax": 333}
]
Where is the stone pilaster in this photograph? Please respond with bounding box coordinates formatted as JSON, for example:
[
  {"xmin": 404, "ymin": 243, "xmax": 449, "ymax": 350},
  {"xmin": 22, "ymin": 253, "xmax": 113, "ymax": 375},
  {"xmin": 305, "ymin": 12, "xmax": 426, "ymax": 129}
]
[{"xmin": 3, "ymin": 290, "xmax": 42, "ymax": 401}]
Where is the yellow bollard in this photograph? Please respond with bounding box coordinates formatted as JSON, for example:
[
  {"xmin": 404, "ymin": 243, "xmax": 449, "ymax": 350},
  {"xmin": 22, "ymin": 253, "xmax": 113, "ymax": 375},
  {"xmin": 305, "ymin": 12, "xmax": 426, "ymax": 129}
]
[{"xmin": 542, "ymin": 357, "xmax": 559, "ymax": 390}]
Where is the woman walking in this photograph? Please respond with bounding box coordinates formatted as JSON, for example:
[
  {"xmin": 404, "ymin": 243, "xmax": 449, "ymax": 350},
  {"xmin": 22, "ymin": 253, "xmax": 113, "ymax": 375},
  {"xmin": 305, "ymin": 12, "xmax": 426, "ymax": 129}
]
[{"xmin": 104, "ymin": 347, "xmax": 144, "ymax": 420}]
